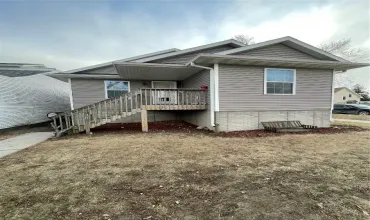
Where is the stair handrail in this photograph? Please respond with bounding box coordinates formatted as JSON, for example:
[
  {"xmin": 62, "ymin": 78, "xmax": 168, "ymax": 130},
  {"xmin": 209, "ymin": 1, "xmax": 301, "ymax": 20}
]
[{"xmin": 51, "ymin": 89, "xmax": 142, "ymax": 136}]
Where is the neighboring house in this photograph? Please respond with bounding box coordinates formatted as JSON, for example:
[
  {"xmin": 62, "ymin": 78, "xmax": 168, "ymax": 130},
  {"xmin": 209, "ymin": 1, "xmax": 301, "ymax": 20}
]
[
  {"xmin": 49, "ymin": 36, "xmax": 369, "ymax": 133},
  {"xmin": 334, "ymin": 87, "xmax": 361, "ymax": 104},
  {"xmin": 0, "ymin": 63, "xmax": 70, "ymax": 129}
]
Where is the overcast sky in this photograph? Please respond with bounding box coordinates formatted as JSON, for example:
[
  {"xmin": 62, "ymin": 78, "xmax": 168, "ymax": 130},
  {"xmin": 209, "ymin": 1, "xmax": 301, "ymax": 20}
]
[{"xmin": 0, "ymin": 0, "xmax": 369, "ymax": 88}]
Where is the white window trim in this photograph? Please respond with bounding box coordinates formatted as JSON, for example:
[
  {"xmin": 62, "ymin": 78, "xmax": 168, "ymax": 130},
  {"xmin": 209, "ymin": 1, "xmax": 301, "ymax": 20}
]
[
  {"xmin": 151, "ymin": 81, "xmax": 177, "ymax": 88},
  {"xmin": 104, "ymin": 80, "xmax": 130, "ymax": 99},
  {"xmin": 264, "ymin": 68, "xmax": 296, "ymax": 95}
]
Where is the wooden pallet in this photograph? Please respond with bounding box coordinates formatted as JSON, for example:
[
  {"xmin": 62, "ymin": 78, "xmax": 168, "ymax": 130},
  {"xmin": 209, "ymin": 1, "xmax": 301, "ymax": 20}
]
[{"xmin": 261, "ymin": 121, "xmax": 317, "ymax": 133}]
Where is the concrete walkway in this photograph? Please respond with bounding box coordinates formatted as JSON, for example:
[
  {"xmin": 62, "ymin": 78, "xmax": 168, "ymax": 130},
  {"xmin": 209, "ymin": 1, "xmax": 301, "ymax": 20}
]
[
  {"xmin": 334, "ymin": 119, "xmax": 370, "ymax": 124},
  {"xmin": 0, "ymin": 132, "xmax": 54, "ymax": 158}
]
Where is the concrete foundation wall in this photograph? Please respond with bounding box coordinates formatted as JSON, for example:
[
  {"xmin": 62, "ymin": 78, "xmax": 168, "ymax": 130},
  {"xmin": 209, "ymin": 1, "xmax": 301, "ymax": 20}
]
[
  {"xmin": 112, "ymin": 111, "xmax": 179, "ymax": 123},
  {"xmin": 216, "ymin": 109, "xmax": 331, "ymax": 131},
  {"xmin": 180, "ymin": 110, "xmax": 212, "ymax": 129}
]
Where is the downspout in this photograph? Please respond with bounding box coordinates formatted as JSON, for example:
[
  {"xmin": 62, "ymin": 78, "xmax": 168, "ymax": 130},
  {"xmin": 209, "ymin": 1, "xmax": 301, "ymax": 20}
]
[{"xmin": 189, "ymin": 62, "xmax": 216, "ymax": 127}]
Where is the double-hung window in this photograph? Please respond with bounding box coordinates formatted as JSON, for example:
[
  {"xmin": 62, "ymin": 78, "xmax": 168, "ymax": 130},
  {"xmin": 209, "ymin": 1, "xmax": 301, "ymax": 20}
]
[
  {"xmin": 104, "ymin": 81, "xmax": 130, "ymax": 99},
  {"xmin": 264, "ymin": 68, "xmax": 296, "ymax": 95}
]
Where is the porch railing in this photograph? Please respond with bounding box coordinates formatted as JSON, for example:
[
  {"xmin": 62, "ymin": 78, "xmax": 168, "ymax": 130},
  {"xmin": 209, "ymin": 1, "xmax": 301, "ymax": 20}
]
[
  {"xmin": 140, "ymin": 88, "xmax": 207, "ymax": 109},
  {"xmin": 50, "ymin": 88, "xmax": 208, "ymax": 137}
]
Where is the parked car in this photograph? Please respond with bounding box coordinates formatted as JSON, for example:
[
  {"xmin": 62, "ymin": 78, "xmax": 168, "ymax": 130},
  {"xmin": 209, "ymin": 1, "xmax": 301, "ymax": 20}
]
[{"xmin": 333, "ymin": 104, "xmax": 370, "ymax": 115}]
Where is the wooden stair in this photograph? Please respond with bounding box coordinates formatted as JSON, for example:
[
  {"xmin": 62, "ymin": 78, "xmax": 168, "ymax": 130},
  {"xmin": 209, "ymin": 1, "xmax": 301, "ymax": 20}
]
[
  {"xmin": 51, "ymin": 90, "xmax": 142, "ymax": 137},
  {"xmin": 51, "ymin": 88, "xmax": 208, "ymax": 137}
]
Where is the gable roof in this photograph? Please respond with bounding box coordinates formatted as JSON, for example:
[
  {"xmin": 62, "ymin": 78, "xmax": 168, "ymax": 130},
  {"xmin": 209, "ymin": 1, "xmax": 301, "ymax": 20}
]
[
  {"xmin": 63, "ymin": 48, "xmax": 180, "ymax": 74},
  {"xmin": 216, "ymin": 36, "xmax": 349, "ymax": 62},
  {"xmin": 334, "ymin": 87, "xmax": 362, "ymax": 98},
  {"xmin": 61, "ymin": 39, "xmax": 244, "ymax": 74},
  {"xmin": 334, "ymin": 87, "xmax": 346, "ymax": 93},
  {"xmin": 130, "ymin": 39, "xmax": 246, "ymax": 63}
]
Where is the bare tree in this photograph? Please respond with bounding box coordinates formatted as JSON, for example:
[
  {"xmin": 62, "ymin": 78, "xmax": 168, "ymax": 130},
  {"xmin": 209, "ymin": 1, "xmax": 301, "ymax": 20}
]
[
  {"xmin": 319, "ymin": 38, "xmax": 369, "ymax": 87},
  {"xmin": 333, "ymin": 73, "xmax": 355, "ymax": 88},
  {"xmin": 318, "ymin": 38, "xmax": 369, "ymax": 62},
  {"xmin": 233, "ymin": 35, "xmax": 255, "ymax": 45}
]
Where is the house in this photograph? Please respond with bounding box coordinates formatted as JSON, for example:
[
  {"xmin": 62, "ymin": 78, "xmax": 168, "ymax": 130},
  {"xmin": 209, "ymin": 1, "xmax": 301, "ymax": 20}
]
[
  {"xmin": 0, "ymin": 63, "xmax": 70, "ymax": 129},
  {"xmin": 334, "ymin": 87, "xmax": 361, "ymax": 104},
  {"xmin": 48, "ymin": 36, "xmax": 369, "ymax": 134}
]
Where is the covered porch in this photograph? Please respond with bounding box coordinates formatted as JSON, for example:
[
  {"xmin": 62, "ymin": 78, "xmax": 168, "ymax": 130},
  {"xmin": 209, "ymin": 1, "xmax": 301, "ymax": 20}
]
[
  {"xmin": 113, "ymin": 62, "xmax": 210, "ymax": 131},
  {"xmin": 113, "ymin": 61, "xmax": 209, "ymax": 111},
  {"xmin": 49, "ymin": 62, "xmax": 212, "ymax": 136}
]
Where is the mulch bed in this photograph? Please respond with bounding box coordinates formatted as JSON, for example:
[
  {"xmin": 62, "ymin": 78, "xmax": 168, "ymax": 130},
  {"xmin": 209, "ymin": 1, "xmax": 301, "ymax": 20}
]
[
  {"xmin": 215, "ymin": 125, "xmax": 367, "ymax": 138},
  {"xmin": 91, "ymin": 121, "xmax": 204, "ymax": 134},
  {"xmin": 87, "ymin": 121, "xmax": 367, "ymax": 137}
]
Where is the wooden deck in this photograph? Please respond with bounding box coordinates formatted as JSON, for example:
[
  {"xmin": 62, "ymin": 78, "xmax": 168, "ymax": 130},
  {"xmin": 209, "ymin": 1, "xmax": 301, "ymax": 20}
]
[
  {"xmin": 140, "ymin": 88, "xmax": 207, "ymax": 110},
  {"xmin": 51, "ymin": 88, "xmax": 207, "ymax": 136}
]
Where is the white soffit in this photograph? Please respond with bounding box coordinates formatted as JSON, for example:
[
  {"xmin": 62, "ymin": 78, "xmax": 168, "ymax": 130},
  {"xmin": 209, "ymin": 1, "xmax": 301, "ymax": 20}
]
[{"xmin": 113, "ymin": 62, "xmax": 202, "ymax": 80}]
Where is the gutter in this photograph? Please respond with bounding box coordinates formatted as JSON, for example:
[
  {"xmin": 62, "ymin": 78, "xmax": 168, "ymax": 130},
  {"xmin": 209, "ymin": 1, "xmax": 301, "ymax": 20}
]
[{"xmin": 189, "ymin": 62, "xmax": 216, "ymax": 128}]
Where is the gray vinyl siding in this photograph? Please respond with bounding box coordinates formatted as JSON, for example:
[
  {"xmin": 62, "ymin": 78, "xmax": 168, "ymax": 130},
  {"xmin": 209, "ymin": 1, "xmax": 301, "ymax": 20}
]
[
  {"xmin": 151, "ymin": 45, "xmax": 236, "ymax": 64},
  {"xmin": 218, "ymin": 65, "xmax": 333, "ymax": 111},
  {"xmin": 71, "ymin": 79, "xmax": 151, "ymax": 109},
  {"xmin": 233, "ymin": 43, "xmax": 321, "ymax": 60},
  {"xmin": 182, "ymin": 69, "xmax": 210, "ymax": 102},
  {"xmin": 80, "ymin": 65, "xmax": 117, "ymax": 75},
  {"xmin": 181, "ymin": 70, "xmax": 212, "ymax": 128}
]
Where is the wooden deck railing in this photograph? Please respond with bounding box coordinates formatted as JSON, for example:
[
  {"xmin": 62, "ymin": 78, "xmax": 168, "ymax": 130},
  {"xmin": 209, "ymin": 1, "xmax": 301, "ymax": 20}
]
[
  {"xmin": 51, "ymin": 90, "xmax": 142, "ymax": 137},
  {"xmin": 140, "ymin": 88, "xmax": 207, "ymax": 110},
  {"xmin": 51, "ymin": 88, "xmax": 207, "ymax": 136}
]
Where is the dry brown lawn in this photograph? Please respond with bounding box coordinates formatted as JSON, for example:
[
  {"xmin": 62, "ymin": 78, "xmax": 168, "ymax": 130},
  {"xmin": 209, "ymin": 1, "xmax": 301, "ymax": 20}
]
[
  {"xmin": 331, "ymin": 121, "xmax": 370, "ymax": 129},
  {"xmin": 1, "ymin": 131, "xmax": 370, "ymax": 220},
  {"xmin": 333, "ymin": 114, "xmax": 370, "ymax": 121}
]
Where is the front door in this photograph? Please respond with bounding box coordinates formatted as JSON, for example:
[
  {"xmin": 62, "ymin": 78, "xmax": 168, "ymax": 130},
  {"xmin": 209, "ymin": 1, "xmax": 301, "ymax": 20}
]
[{"xmin": 152, "ymin": 81, "xmax": 177, "ymax": 104}]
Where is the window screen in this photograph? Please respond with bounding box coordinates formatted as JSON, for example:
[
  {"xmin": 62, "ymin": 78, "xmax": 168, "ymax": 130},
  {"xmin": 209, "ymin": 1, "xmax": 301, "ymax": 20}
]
[{"xmin": 265, "ymin": 69, "xmax": 295, "ymax": 94}]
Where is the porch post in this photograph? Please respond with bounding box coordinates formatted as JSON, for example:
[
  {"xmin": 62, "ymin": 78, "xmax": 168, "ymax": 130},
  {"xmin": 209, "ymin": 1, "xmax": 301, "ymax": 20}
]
[
  {"xmin": 209, "ymin": 68, "xmax": 215, "ymax": 128},
  {"xmin": 141, "ymin": 109, "xmax": 148, "ymax": 132}
]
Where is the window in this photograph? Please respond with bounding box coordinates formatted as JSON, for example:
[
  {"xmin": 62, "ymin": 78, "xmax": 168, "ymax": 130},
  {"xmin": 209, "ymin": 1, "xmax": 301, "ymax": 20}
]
[
  {"xmin": 104, "ymin": 81, "xmax": 130, "ymax": 98},
  {"xmin": 342, "ymin": 96, "xmax": 346, "ymax": 100},
  {"xmin": 349, "ymin": 94, "xmax": 352, "ymax": 98},
  {"xmin": 264, "ymin": 68, "xmax": 296, "ymax": 95}
]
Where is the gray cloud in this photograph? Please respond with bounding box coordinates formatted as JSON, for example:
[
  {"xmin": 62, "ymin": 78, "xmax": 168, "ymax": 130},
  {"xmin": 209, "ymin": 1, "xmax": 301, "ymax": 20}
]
[{"xmin": 0, "ymin": 0, "xmax": 368, "ymax": 88}]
